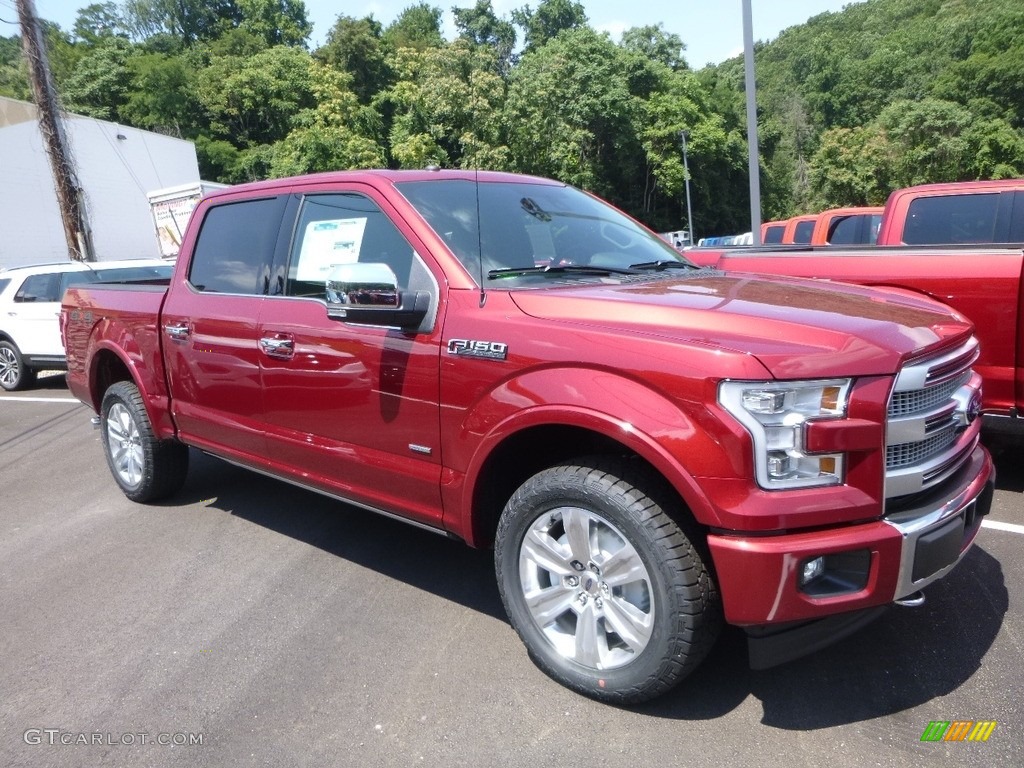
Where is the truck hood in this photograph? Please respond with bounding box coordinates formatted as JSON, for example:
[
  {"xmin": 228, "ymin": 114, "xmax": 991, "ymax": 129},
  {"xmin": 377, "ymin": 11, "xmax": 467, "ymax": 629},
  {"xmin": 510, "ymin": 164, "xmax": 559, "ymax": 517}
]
[{"xmin": 509, "ymin": 272, "xmax": 972, "ymax": 379}]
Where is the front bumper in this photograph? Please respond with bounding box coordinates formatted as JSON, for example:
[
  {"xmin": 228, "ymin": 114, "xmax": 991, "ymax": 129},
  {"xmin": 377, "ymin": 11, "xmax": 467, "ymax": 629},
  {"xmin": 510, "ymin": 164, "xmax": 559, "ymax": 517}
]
[{"xmin": 707, "ymin": 443, "xmax": 993, "ymax": 627}]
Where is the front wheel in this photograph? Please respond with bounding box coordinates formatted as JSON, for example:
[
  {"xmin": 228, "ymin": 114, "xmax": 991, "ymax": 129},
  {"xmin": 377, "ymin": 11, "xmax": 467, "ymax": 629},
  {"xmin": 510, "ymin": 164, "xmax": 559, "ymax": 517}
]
[
  {"xmin": 495, "ymin": 457, "xmax": 721, "ymax": 704},
  {"xmin": 0, "ymin": 340, "xmax": 36, "ymax": 391},
  {"xmin": 100, "ymin": 381, "xmax": 188, "ymax": 502}
]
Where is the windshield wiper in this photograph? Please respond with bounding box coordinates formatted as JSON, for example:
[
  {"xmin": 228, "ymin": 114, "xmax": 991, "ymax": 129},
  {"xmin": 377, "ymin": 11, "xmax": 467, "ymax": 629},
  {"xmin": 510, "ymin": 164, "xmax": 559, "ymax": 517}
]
[
  {"xmin": 488, "ymin": 264, "xmax": 637, "ymax": 279},
  {"xmin": 520, "ymin": 197, "xmax": 552, "ymax": 222},
  {"xmin": 627, "ymin": 259, "xmax": 699, "ymax": 271}
]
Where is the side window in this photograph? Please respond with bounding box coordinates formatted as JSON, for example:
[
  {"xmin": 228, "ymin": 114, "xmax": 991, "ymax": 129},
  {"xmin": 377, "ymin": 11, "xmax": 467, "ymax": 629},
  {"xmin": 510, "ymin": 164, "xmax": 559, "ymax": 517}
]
[
  {"xmin": 764, "ymin": 225, "xmax": 784, "ymax": 244},
  {"xmin": 1010, "ymin": 192, "xmax": 1024, "ymax": 243},
  {"xmin": 14, "ymin": 272, "xmax": 61, "ymax": 302},
  {"xmin": 903, "ymin": 194, "xmax": 999, "ymax": 245},
  {"xmin": 867, "ymin": 213, "xmax": 882, "ymax": 244},
  {"xmin": 188, "ymin": 196, "xmax": 286, "ymax": 294},
  {"xmin": 793, "ymin": 220, "xmax": 815, "ymax": 243},
  {"xmin": 828, "ymin": 215, "xmax": 860, "ymax": 245},
  {"xmin": 287, "ymin": 194, "xmax": 416, "ymax": 300},
  {"xmin": 61, "ymin": 271, "xmax": 100, "ymax": 295}
]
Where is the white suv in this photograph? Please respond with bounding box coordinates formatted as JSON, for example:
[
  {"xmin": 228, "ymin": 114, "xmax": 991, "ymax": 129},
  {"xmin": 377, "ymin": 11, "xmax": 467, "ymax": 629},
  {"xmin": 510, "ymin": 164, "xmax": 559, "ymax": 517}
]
[{"xmin": 0, "ymin": 259, "xmax": 173, "ymax": 391}]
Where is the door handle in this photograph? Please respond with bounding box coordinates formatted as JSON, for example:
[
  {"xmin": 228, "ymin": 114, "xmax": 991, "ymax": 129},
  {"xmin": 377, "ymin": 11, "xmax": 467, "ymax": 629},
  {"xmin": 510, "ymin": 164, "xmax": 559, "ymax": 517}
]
[
  {"xmin": 259, "ymin": 335, "xmax": 295, "ymax": 359},
  {"xmin": 163, "ymin": 322, "xmax": 190, "ymax": 341}
]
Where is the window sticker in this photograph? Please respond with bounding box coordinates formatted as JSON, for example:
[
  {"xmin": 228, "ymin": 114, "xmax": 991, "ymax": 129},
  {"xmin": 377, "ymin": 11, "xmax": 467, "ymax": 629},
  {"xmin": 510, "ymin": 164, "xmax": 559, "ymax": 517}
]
[{"xmin": 296, "ymin": 217, "xmax": 367, "ymax": 280}]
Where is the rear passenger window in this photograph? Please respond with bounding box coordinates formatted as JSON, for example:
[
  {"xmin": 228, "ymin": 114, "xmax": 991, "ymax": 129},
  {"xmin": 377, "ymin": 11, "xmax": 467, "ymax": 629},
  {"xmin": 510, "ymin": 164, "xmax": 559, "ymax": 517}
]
[
  {"xmin": 1010, "ymin": 193, "xmax": 1024, "ymax": 243},
  {"xmin": 189, "ymin": 197, "xmax": 286, "ymax": 294},
  {"xmin": 14, "ymin": 272, "xmax": 61, "ymax": 302},
  {"xmin": 903, "ymin": 194, "xmax": 999, "ymax": 245},
  {"xmin": 286, "ymin": 194, "xmax": 416, "ymax": 299},
  {"xmin": 793, "ymin": 220, "xmax": 815, "ymax": 243},
  {"xmin": 763, "ymin": 225, "xmax": 784, "ymax": 244},
  {"xmin": 828, "ymin": 215, "xmax": 860, "ymax": 245}
]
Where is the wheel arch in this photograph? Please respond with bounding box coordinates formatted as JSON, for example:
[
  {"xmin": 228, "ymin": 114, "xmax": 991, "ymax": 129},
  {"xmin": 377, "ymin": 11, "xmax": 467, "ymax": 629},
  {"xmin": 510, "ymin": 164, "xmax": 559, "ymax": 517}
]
[
  {"xmin": 461, "ymin": 410, "xmax": 721, "ymax": 550},
  {"xmin": 87, "ymin": 342, "xmax": 177, "ymax": 440}
]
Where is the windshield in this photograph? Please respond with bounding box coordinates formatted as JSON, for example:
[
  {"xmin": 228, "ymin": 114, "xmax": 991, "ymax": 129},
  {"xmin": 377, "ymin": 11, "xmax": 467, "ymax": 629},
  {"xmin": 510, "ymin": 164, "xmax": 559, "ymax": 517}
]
[{"xmin": 396, "ymin": 179, "xmax": 694, "ymax": 287}]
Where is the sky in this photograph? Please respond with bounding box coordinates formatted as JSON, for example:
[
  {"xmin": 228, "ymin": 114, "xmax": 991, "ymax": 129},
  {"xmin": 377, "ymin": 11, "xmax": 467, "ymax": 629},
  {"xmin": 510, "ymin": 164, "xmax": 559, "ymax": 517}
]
[{"xmin": 16, "ymin": 0, "xmax": 867, "ymax": 69}]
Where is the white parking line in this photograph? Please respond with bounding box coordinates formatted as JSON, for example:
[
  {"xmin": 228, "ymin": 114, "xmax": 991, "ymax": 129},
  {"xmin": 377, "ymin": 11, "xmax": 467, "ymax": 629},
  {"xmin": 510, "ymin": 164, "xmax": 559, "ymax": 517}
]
[
  {"xmin": 0, "ymin": 396, "xmax": 78, "ymax": 403},
  {"xmin": 982, "ymin": 520, "xmax": 1024, "ymax": 535}
]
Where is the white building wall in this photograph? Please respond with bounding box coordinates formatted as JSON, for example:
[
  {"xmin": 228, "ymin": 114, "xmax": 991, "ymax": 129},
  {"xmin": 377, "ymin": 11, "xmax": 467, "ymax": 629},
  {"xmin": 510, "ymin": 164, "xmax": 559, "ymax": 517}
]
[{"xmin": 0, "ymin": 100, "xmax": 200, "ymax": 269}]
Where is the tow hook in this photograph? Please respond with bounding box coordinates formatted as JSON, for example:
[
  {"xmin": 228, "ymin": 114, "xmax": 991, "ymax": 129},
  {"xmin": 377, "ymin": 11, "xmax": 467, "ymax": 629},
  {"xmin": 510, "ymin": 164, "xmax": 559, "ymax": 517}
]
[{"xmin": 893, "ymin": 591, "xmax": 926, "ymax": 608}]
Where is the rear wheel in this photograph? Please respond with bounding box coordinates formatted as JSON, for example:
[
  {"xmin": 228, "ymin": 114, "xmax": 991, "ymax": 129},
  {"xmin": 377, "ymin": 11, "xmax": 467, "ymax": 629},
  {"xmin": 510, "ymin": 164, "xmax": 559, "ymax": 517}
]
[
  {"xmin": 100, "ymin": 381, "xmax": 188, "ymax": 502},
  {"xmin": 0, "ymin": 340, "xmax": 36, "ymax": 391},
  {"xmin": 495, "ymin": 457, "xmax": 721, "ymax": 704}
]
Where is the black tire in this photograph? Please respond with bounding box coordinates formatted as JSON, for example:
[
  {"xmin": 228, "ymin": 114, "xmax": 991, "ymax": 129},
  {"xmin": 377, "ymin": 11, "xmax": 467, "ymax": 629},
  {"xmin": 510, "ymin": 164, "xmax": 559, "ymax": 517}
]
[
  {"xmin": 100, "ymin": 381, "xmax": 189, "ymax": 502},
  {"xmin": 0, "ymin": 339, "xmax": 37, "ymax": 391},
  {"xmin": 495, "ymin": 457, "xmax": 721, "ymax": 704}
]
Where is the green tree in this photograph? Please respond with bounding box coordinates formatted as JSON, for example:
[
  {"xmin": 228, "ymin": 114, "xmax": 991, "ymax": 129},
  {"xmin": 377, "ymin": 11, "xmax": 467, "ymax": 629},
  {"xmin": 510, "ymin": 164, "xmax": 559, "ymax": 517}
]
[
  {"xmin": 0, "ymin": 35, "xmax": 29, "ymax": 100},
  {"xmin": 269, "ymin": 61, "xmax": 385, "ymax": 176},
  {"xmin": 620, "ymin": 24, "xmax": 686, "ymax": 71},
  {"xmin": 809, "ymin": 125, "xmax": 893, "ymax": 207},
  {"xmin": 196, "ymin": 44, "xmax": 316, "ymax": 146},
  {"xmin": 120, "ymin": 52, "xmax": 201, "ymax": 136},
  {"xmin": 316, "ymin": 15, "xmax": 391, "ymax": 103},
  {"xmin": 504, "ymin": 27, "xmax": 639, "ymax": 198},
  {"xmin": 61, "ymin": 36, "xmax": 139, "ymax": 119},
  {"xmin": 124, "ymin": 0, "xmax": 240, "ymax": 45},
  {"xmin": 383, "ymin": 3, "xmax": 444, "ymax": 51},
  {"xmin": 73, "ymin": 2, "xmax": 131, "ymax": 43},
  {"xmin": 387, "ymin": 38, "xmax": 509, "ymax": 169},
  {"xmin": 453, "ymin": 0, "xmax": 516, "ymax": 75},
  {"xmin": 236, "ymin": 0, "xmax": 311, "ymax": 47},
  {"xmin": 510, "ymin": 0, "xmax": 586, "ymax": 51}
]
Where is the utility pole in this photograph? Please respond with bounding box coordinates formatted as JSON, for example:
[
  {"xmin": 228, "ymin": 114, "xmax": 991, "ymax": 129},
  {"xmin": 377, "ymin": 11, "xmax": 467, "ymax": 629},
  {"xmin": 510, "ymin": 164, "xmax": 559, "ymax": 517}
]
[
  {"xmin": 679, "ymin": 130, "xmax": 695, "ymax": 246},
  {"xmin": 742, "ymin": 0, "xmax": 762, "ymax": 246},
  {"xmin": 17, "ymin": 0, "xmax": 93, "ymax": 261}
]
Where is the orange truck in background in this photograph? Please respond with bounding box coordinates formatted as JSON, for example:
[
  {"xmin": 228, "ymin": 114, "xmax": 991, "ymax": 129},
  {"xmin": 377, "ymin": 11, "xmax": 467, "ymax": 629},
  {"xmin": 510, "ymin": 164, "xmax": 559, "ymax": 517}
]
[{"xmin": 811, "ymin": 207, "xmax": 883, "ymax": 245}]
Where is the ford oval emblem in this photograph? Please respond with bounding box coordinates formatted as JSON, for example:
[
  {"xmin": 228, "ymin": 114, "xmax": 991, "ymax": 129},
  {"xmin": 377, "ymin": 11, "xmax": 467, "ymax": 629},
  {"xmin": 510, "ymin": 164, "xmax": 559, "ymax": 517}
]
[{"xmin": 967, "ymin": 390, "xmax": 982, "ymax": 424}]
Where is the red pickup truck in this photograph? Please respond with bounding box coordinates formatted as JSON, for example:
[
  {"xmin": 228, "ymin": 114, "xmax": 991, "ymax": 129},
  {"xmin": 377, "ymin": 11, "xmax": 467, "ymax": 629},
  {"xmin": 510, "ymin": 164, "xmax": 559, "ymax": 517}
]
[
  {"xmin": 875, "ymin": 179, "xmax": 1024, "ymax": 246},
  {"xmin": 62, "ymin": 170, "xmax": 993, "ymax": 704}
]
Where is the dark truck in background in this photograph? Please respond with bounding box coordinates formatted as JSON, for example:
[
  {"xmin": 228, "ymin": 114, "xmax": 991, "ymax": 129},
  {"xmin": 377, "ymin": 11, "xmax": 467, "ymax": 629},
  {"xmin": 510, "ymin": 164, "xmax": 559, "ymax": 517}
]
[{"xmin": 62, "ymin": 170, "xmax": 993, "ymax": 703}]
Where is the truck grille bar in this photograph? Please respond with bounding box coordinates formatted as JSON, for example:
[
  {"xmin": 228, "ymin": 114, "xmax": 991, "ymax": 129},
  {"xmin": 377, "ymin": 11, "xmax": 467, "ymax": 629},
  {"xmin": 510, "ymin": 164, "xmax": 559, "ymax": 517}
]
[{"xmin": 884, "ymin": 338, "xmax": 982, "ymax": 502}]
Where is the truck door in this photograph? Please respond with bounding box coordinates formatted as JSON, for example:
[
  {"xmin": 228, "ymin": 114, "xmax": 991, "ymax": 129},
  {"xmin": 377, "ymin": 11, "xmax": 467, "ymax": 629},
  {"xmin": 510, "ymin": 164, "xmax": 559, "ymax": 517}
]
[
  {"xmin": 9, "ymin": 271, "xmax": 65, "ymax": 359},
  {"xmin": 161, "ymin": 194, "xmax": 289, "ymax": 461},
  {"xmin": 256, "ymin": 190, "xmax": 446, "ymax": 528}
]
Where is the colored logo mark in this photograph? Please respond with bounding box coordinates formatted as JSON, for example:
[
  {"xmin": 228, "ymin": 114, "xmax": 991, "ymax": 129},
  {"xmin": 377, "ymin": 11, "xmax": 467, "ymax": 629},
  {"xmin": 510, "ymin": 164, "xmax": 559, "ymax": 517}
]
[{"xmin": 920, "ymin": 721, "xmax": 997, "ymax": 742}]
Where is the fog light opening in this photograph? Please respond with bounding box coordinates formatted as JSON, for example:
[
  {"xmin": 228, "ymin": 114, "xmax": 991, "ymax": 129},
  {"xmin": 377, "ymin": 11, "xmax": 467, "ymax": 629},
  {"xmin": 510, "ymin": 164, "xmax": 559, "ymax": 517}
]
[
  {"xmin": 797, "ymin": 549, "xmax": 872, "ymax": 597},
  {"xmin": 800, "ymin": 556, "xmax": 825, "ymax": 586}
]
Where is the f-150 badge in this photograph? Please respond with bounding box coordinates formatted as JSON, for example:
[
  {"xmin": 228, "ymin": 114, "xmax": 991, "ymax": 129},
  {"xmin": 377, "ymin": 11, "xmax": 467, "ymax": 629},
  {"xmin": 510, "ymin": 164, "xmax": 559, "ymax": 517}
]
[{"xmin": 447, "ymin": 339, "xmax": 508, "ymax": 360}]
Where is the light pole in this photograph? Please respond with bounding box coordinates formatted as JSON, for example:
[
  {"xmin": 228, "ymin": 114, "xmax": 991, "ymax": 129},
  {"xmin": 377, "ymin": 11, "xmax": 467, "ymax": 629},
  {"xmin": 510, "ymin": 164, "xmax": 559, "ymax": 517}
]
[
  {"xmin": 680, "ymin": 130, "xmax": 695, "ymax": 246},
  {"xmin": 742, "ymin": 0, "xmax": 762, "ymax": 245}
]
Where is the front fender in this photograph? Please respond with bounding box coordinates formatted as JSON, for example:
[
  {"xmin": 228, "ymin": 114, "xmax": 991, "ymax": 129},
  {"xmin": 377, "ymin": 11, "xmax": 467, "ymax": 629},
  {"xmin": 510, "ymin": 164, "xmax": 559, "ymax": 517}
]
[{"xmin": 448, "ymin": 367, "xmax": 732, "ymax": 538}]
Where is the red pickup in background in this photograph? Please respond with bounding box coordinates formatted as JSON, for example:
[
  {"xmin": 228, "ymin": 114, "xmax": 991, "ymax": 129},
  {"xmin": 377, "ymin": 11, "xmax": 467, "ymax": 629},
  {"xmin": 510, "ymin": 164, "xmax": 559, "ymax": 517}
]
[{"xmin": 689, "ymin": 179, "xmax": 1024, "ymax": 435}]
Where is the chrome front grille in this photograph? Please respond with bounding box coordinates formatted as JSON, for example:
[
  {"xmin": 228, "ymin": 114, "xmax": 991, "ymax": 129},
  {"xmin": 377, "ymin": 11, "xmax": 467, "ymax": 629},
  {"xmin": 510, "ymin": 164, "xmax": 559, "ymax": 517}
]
[
  {"xmin": 888, "ymin": 371, "xmax": 969, "ymax": 418},
  {"xmin": 885, "ymin": 338, "xmax": 982, "ymax": 501},
  {"xmin": 886, "ymin": 424, "xmax": 958, "ymax": 468}
]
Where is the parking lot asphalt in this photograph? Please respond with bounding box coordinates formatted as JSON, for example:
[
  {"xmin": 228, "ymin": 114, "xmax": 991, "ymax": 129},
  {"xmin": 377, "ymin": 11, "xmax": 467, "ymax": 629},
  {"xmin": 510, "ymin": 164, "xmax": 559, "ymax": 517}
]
[{"xmin": 1, "ymin": 379, "xmax": 1021, "ymax": 767}]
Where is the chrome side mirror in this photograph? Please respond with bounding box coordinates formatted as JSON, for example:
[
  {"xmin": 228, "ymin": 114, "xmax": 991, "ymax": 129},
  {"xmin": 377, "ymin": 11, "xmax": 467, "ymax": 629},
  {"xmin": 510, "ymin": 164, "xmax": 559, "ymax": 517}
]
[
  {"xmin": 326, "ymin": 263, "xmax": 400, "ymax": 308},
  {"xmin": 324, "ymin": 263, "xmax": 430, "ymax": 331}
]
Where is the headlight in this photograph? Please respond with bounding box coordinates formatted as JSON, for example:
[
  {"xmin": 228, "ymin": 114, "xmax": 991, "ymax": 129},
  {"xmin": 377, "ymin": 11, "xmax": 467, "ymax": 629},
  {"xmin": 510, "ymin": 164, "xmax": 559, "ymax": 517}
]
[{"xmin": 719, "ymin": 379, "xmax": 852, "ymax": 490}]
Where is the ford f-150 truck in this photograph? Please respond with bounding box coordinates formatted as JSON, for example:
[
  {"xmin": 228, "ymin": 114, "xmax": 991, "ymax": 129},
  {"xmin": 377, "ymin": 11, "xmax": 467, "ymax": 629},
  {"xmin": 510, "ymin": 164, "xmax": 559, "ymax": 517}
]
[{"xmin": 61, "ymin": 170, "xmax": 994, "ymax": 704}]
